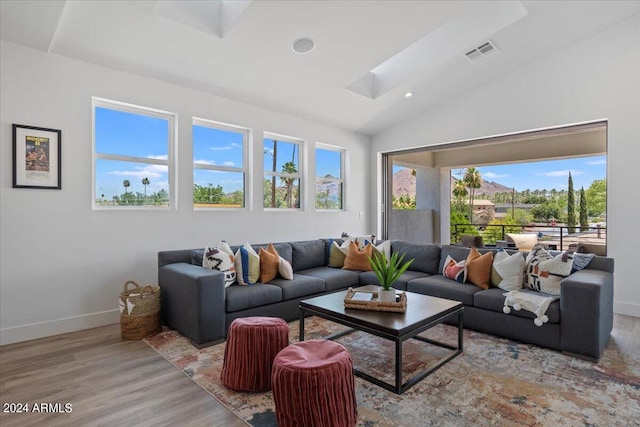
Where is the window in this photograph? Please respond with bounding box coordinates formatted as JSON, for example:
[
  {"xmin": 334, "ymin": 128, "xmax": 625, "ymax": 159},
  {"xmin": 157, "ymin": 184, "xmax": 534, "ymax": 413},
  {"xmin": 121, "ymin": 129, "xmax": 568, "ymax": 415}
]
[
  {"xmin": 93, "ymin": 98, "xmax": 175, "ymax": 209},
  {"xmin": 315, "ymin": 144, "xmax": 344, "ymax": 210},
  {"xmin": 193, "ymin": 119, "xmax": 248, "ymax": 209},
  {"xmin": 263, "ymin": 133, "xmax": 302, "ymax": 209}
]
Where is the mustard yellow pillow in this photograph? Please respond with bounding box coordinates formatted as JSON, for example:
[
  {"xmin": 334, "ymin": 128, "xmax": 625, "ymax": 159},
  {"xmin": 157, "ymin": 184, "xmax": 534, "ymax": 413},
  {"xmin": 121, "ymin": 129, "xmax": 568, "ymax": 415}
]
[
  {"xmin": 258, "ymin": 243, "xmax": 280, "ymax": 283},
  {"xmin": 342, "ymin": 241, "xmax": 373, "ymax": 271},
  {"xmin": 465, "ymin": 247, "xmax": 493, "ymax": 289}
]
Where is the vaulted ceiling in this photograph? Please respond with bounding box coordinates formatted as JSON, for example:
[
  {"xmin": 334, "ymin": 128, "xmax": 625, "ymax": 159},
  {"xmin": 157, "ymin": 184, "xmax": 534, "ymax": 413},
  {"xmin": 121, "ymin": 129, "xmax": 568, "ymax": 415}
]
[{"xmin": 2, "ymin": 1, "xmax": 639, "ymax": 135}]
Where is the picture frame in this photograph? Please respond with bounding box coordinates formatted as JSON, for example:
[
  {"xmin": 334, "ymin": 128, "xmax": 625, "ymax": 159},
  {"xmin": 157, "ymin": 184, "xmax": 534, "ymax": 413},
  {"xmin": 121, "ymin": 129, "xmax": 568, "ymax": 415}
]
[{"xmin": 12, "ymin": 124, "xmax": 62, "ymax": 189}]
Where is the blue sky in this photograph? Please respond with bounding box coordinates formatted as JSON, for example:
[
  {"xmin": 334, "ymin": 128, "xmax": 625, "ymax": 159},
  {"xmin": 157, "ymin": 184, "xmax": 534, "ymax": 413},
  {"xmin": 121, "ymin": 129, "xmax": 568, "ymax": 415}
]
[
  {"xmin": 451, "ymin": 156, "xmax": 606, "ymax": 192},
  {"xmin": 95, "ymin": 107, "xmax": 342, "ymax": 199}
]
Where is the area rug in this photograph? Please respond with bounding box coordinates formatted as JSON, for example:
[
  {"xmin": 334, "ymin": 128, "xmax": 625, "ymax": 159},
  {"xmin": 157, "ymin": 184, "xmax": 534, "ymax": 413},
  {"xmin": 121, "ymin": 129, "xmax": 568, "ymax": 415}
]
[{"xmin": 145, "ymin": 317, "xmax": 640, "ymax": 426}]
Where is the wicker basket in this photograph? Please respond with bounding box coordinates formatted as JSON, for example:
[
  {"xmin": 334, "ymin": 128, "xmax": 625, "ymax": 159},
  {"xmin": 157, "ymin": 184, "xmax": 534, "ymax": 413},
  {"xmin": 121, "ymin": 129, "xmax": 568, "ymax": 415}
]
[{"xmin": 119, "ymin": 280, "xmax": 161, "ymax": 340}]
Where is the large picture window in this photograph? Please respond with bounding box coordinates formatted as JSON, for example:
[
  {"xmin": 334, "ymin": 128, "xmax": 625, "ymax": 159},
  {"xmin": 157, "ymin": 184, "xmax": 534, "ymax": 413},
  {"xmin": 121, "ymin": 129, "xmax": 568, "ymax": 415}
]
[
  {"xmin": 315, "ymin": 144, "xmax": 344, "ymax": 210},
  {"xmin": 263, "ymin": 133, "xmax": 302, "ymax": 209},
  {"xmin": 193, "ymin": 119, "xmax": 248, "ymax": 209},
  {"xmin": 93, "ymin": 98, "xmax": 174, "ymax": 209}
]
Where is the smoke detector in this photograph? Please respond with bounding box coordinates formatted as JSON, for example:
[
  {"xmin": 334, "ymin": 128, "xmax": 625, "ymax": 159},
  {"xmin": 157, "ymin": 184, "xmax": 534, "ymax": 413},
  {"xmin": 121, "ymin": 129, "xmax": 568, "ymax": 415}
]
[{"xmin": 465, "ymin": 40, "xmax": 498, "ymax": 62}]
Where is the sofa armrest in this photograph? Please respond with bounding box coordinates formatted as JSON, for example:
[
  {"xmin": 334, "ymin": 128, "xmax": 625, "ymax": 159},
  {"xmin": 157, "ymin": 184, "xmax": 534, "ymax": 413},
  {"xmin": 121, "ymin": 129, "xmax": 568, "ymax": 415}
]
[
  {"xmin": 560, "ymin": 269, "xmax": 613, "ymax": 361},
  {"xmin": 159, "ymin": 262, "xmax": 226, "ymax": 346}
]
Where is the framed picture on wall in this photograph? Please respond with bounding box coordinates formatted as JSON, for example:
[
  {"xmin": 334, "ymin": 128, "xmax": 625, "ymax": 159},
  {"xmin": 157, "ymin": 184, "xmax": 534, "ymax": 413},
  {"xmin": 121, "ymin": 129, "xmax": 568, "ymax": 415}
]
[{"xmin": 12, "ymin": 124, "xmax": 62, "ymax": 189}]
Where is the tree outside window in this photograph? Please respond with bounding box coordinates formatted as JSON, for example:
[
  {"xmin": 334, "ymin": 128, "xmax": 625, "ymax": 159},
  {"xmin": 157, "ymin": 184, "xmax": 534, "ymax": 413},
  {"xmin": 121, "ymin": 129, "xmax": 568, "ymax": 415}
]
[{"xmin": 263, "ymin": 135, "xmax": 302, "ymax": 209}]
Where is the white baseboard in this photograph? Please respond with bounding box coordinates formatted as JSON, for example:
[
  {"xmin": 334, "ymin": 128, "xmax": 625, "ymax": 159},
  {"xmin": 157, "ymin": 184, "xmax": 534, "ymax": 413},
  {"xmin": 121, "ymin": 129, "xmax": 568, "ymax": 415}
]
[
  {"xmin": 0, "ymin": 309, "xmax": 120, "ymax": 346},
  {"xmin": 614, "ymin": 301, "xmax": 640, "ymax": 318}
]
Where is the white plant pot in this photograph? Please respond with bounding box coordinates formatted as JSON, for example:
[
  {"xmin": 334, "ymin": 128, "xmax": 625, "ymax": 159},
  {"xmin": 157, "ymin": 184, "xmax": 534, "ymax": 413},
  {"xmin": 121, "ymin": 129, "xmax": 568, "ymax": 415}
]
[{"xmin": 378, "ymin": 288, "xmax": 396, "ymax": 302}]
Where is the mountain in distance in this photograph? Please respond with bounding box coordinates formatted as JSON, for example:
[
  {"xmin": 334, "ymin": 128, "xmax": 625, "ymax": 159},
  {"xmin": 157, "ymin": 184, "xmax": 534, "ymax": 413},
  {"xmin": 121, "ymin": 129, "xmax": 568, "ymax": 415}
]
[{"xmin": 392, "ymin": 169, "xmax": 513, "ymax": 198}]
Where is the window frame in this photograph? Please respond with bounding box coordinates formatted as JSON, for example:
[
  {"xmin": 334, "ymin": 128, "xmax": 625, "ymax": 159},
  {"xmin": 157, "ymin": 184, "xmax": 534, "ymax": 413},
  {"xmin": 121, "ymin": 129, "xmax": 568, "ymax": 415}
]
[
  {"xmin": 315, "ymin": 142, "xmax": 346, "ymax": 211},
  {"xmin": 263, "ymin": 132, "xmax": 303, "ymax": 211},
  {"xmin": 192, "ymin": 117, "xmax": 250, "ymax": 210},
  {"xmin": 92, "ymin": 97, "xmax": 176, "ymax": 210}
]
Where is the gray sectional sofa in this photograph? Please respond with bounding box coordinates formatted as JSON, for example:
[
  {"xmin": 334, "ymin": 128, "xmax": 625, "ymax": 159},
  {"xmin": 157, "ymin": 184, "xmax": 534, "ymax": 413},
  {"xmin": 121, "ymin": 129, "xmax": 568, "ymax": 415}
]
[{"xmin": 157, "ymin": 239, "xmax": 614, "ymax": 361}]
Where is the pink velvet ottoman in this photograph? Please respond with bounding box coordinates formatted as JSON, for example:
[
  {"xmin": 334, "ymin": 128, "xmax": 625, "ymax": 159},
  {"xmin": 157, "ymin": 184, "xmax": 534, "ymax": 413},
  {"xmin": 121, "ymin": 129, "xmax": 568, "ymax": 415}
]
[
  {"xmin": 272, "ymin": 339, "xmax": 357, "ymax": 427},
  {"xmin": 220, "ymin": 316, "xmax": 289, "ymax": 392}
]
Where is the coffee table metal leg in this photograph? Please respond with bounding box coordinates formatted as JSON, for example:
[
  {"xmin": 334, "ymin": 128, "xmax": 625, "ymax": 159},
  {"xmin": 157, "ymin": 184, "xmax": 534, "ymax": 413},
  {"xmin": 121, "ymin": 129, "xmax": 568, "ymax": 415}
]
[
  {"xmin": 299, "ymin": 308, "xmax": 305, "ymax": 341},
  {"xmin": 395, "ymin": 338, "xmax": 402, "ymax": 393}
]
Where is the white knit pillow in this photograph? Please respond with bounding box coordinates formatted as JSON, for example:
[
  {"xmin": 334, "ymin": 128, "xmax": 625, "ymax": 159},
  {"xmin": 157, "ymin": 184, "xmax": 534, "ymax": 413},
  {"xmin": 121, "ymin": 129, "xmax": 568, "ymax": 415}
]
[{"xmin": 491, "ymin": 250, "xmax": 524, "ymax": 291}]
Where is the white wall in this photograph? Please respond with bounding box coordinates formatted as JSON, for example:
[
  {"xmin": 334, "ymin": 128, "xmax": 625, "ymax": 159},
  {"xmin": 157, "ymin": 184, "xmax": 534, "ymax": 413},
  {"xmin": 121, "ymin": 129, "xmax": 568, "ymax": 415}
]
[
  {"xmin": 372, "ymin": 15, "xmax": 640, "ymax": 317},
  {"xmin": 0, "ymin": 41, "xmax": 371, "ymax": 344}
]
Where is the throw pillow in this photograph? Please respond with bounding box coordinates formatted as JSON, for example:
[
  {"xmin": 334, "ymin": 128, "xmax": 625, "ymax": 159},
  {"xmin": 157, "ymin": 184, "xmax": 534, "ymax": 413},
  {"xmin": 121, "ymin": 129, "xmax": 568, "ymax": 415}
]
[
  {"xmin": 203, "ymin": 242, "xmax": 237, "ymax": 288},
  {"xmin": 328, "ymin": 238, "xmax": 352, "ymax": 268},
  {"xmin": 491, "ymin": 249, "xmax": 525, "ymax": 291},
  {"xmin": 235, "ymin": 243, "xmax": 260, "ymax": 285},
  {"xmin": 524, "ymin": 245, "xmax": 574, "ymax": 296},
  {"xmin": 343, "ymin": 233, "xmax": 375, "ymax": 249},
  {"xmin": 465, "ymin": 247, "xmax": 493, "ymax": 290},
  {"xmin": 258, "ymin": 243, "xmax": 280, "ymax": 283},
  {"xmin": 279, "ymin": 257, "xmax": 294, "ymax": 280},
  {"xmin": 442, "ymin": 255, "xmax": 466, "ymax": 283},
  {"xmin": 342, "ymin": 241, "xmax": 373, "ymax": 271},
  {"xmin": 372, "ymin": 240, "xmax": 391, "ymax": 262},
  {"xmin": 571, "ymin": 252, "xmax": 595, "ymax": 273}
]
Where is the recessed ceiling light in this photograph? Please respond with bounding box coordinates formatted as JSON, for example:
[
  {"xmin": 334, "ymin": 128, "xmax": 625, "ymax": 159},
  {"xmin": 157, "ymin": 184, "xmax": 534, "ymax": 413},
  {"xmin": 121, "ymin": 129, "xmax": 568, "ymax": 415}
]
[
  {"xmin": 404, "ymin": 92, "xmax": 413, "ymax": 98},
  {"xmin": 292, "ymin": 37, "xmax": 315, "ymax": 54}
]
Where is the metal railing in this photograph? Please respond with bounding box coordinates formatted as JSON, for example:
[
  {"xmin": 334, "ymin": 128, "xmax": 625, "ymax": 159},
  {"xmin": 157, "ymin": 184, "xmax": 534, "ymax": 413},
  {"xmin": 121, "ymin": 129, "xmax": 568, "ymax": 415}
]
[{"xmin": 451, "ymin": 223, "xmax": 606, "ymax": 252}]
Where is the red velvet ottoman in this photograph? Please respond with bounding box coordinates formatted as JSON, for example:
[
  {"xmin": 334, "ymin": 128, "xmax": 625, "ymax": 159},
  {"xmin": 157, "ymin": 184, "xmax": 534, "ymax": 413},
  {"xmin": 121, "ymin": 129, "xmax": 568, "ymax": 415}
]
[
  {"xmin": 220, "ymin": 316, "xmax": 289, "ymax": 392},
  {"xmin": 272, "ymin": 339, "xmax": 357, "ymax": 427}
]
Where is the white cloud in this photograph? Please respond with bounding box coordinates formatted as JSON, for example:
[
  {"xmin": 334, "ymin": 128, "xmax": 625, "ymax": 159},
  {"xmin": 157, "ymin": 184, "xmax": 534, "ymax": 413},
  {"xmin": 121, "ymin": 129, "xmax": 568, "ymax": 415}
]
[
  {"xmin": 223, "ymin": 161, "xmax": 236, "ymax": 166},
  {"xmin": 194, "ymin": 159, "xmax": 216, "ymax": 165},
  {"xmin": 106, "ymin": 163, "xmax": 167, "ymax": 179},
  {"xmin": 483, "ymin": 172, "xmax": 509, "ymax": 179},
  {"xmin": 586, "ymin": 159, "xmax": 606, "ymax": 165},
  {"xmin": 147, "ymin": 154, "xmax": 168, "ymax": 160},
  {"xmin": 210, "ymin": 142, "xmax": 242, "ymax": 151}
]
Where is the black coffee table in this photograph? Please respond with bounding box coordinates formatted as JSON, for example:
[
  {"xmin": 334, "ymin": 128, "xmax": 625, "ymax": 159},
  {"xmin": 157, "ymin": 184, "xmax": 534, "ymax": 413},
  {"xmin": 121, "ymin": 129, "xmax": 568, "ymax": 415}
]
[{"xmin": 299, "ymin": 285, "xmax": 463, "ymax": 394}]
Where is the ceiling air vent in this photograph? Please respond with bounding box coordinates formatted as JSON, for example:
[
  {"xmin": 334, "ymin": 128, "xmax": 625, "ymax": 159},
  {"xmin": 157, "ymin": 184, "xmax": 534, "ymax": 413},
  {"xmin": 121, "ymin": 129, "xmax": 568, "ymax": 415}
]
[{"xmin": 465, "ymin": 40, "xmax": 498, "ymax": 62}]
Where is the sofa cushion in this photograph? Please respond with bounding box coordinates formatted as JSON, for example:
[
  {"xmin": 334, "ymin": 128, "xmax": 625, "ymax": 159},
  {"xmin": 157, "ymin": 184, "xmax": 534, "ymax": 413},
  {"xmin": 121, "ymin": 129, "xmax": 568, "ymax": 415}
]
[
  {"xmin": 359, "ymin": 270, "xmax": 430, "ymax": 291},
  {"xmin": 473, "ymin": 288, "xmax": 560, "ymax": 324},
  {"xmin": 297, "ymin": 267, "xmax": 360, "ymax": 291},
  {"xmin": 269, "ymin": 274, "xmax": 326, "ymax": 300},
  {"xmin": 291, "ymin": 240, "xmax": 326, "ymax": 271},
  {"xmin": 225, "ymin": 283, "xmax": 282, "ymax": 313},
  {"xmin": 252, "ymin": 243, "xmax": 292, "ymax": 265},
  {"xmin": 391, "ymin": 241, "xmax": 441, "ymax": 274},
  {"xmin": 407, "ymin": 275, "xmax": 483, "ymax": 306},
  {"xmin": 343, "ymin": 241, "xmax": 373, "ymax": 271},
  {"xmin": 327, "ymin": 239, "xmax": 351, "ymax": 268}
]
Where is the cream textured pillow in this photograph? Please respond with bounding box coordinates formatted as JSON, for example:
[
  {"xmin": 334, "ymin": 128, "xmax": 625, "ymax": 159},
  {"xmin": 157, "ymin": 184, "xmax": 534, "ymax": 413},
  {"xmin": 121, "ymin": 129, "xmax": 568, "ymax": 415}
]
[
  {"xmin": 372, "ymin": 240, "xmax": 391, "ymax": 262},
  {"xmin": 342, "ymin": 241, "xmax": 373, "ymax": 271},
  {"xmin": 491, "ymin": 250, "xmax": 524, "ymax": 291},
  {"xmin": 278, "ymin": 257, "xmax": 294, "ymax": 280},
  {"xmin": 465, "ymin": 247, "xmax": 493, "ymax": 290}
]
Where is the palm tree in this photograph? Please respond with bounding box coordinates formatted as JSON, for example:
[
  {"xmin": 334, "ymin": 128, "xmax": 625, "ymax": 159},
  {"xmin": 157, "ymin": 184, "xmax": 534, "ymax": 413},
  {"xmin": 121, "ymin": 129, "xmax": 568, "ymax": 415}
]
[
  {"xmin": 463, "ymin": 167, "xmax": 482, "ymax": 223},
  {"xmin": 452, "ymin": 179, "xmax": 468, "ymax": 213},
  {"xmin": 281, "ymin": 161, "xmax": 298, "ymax": 208},
  {"xmin": 123, "ymin": 180, "xmax": 130, "ymax": 194},
  {"xmin": 142, "ymin": 177, "xmax": 150, "ymax": 198}
]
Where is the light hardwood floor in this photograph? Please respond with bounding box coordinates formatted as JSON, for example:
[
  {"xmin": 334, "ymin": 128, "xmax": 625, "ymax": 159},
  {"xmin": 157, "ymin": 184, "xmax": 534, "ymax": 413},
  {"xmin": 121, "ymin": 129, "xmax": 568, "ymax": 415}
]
[{"xmin": 0, "ymin": 324, "xmax": 247, "ymax": 427}]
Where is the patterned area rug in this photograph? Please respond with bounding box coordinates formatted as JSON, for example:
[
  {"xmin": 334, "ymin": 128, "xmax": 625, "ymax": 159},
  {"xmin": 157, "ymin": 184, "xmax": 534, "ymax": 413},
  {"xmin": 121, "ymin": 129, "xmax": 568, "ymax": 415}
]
[{"xmin": 145, "ymin": 316, "xmax": 640, "ymax": 426}]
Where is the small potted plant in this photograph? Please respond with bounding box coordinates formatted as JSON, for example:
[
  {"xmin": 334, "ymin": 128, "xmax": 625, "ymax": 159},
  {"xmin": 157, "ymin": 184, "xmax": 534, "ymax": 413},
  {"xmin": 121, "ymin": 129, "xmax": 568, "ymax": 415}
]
[{"xmin": 369, "ymin": 250, "xmax": 414, "ymax": 302}]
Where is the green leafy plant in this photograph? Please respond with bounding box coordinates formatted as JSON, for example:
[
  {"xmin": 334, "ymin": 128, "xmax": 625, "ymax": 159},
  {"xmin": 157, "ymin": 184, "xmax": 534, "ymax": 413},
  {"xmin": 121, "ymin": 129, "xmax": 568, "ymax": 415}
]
[{"xmin": 369, "ymin": 251, "xmax": 414, "ymax": 291}]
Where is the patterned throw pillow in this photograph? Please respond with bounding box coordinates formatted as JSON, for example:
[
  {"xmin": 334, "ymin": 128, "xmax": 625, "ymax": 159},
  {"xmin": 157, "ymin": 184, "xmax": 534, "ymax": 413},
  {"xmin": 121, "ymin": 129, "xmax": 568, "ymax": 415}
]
[
  {"xmin": 442, "ymin": 255, "xmax": 466, "ymax": 283},
  {"xmin": 235, "ymin": 243, "xmax": 260, "ymax": 285},
  {"xmin": 258, "ymin": 243, "xmax": 280, "ymax": 283},
  {"xmin": 342, "ymin": 241, "xmax": 373, "ymax": 271},
  {"xmin": 465, "ymin": 247, "xmax": 493, "ymax": 289},
  {"xmin": 491, "ymin": 249, "xmax": 525, "ymax": 291},
  {"xmin": 203, "ymin": 241, "xmax": 236, "ymax": 288},
  {"xmin": 524, "ymin": 245, "xmax": 574, "ymax": 296}
]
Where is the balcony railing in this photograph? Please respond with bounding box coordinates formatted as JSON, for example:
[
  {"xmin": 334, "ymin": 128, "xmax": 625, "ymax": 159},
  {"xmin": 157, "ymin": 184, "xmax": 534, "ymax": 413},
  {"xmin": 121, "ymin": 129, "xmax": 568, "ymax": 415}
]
[{"xmin": 451, "ymin": 223, "xmax": 606, "ymax": 252}]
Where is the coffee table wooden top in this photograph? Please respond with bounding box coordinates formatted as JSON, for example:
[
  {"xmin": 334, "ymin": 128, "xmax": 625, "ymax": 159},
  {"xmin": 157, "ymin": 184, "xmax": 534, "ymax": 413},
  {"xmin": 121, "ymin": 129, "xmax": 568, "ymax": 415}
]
[{"xmin": 300, "ymin": 285, "xmax": 462, "ymax": 338}]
